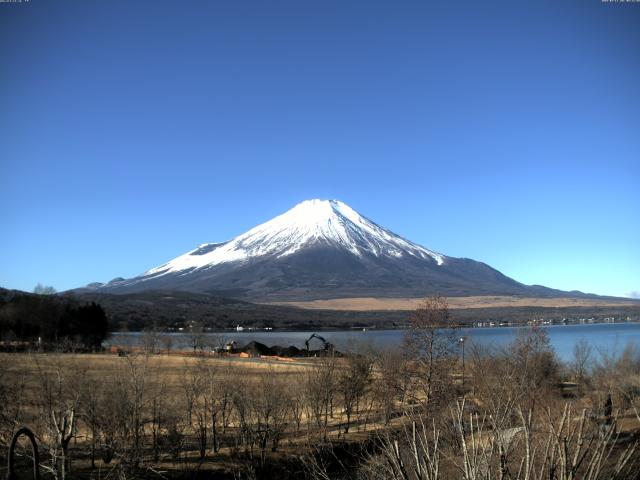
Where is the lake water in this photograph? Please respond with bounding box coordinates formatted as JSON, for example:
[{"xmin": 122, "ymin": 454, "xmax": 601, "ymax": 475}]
[{"xmin": 108, "ymin": 322, "xmax": 640, "ymax": 362}]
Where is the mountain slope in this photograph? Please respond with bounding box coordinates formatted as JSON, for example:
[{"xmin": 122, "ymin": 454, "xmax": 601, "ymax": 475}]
[{"xmin": 90, "ymin": 199, "xmax": 581, "ymax": 301}]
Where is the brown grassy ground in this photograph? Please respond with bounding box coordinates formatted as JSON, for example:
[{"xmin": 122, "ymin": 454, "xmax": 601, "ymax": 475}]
[
  {"xmin": 1, "ymin": 351, "xmax": 315, "ymax": 392},
  {"xmin": 1, "ymin": 351, "xmax": 392, "ymax": 477},
  {"xmin": 268, "ymin": 295, "xmax": 639, "ymax": 311}
]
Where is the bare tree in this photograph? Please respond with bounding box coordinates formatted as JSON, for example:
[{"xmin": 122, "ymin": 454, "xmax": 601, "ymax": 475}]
[
  {"xmin": 187, "ymin": 323, "xmax": 206, "ymax": 354},
  {"xmin": 305, "ymin": 354, "xmax": 337, "ymax": 441},
  {"xmin": 0, "ymin": 356, "xmax": 26, "ymax": 446},
  {"xmin": 160, "ymin": 334, "xmax": 174, "ymax": 355},
  {"xmin": 141, "ymin": 327, "xmax": 161, "ymax": 354},
  {"xmin": 289, "ymin": 374, "xmax": 306, "ymax": 434},
  {"xmin": 33, "ymin": 283, "xmax": 57, "ymax": 295},
  {"xmin": 250, "ymin": 368, "xmax": 291, "ymax": 465},
  {"xmin": 508, "ymin": 326, "xmax": 560, "ymax": 411},
  {"xmin": 106, "ymin": 353, "xmax": 163, "ymax": 471},
  {"xmin": 338, "ymin": 352, "xmax": 372, "ymax": 434},
  {"xmin": 79, "ymin": 374, "xmax": 111, "ymax": 468},
  {"xmin": 404, "ymin": 296, "xmax": 459, "ymax": 411},
  {"xmin": 34, "ymin": 356, "xmax": 84, "ymax": 480},
  {"xmin": 362, "ymin": 400, "xmax": 639, "ymax": 480},
  {"xmin": 231, "ymin": 376, "xmax": 255, "ymax": 457},
  {"xmin": 571, "ymin": 338, "xmax": 593, "ymax": 382},
  {"xmin": 181, "ymin": 359, "xmax": 216, "ymax": 460},
  {"xmin": 373, "ymin": 348, "xmax": 407, "ymax": 425},
  {"xmin": 593, "ymin": 341, "xmax": 640, "ymax": 423}
]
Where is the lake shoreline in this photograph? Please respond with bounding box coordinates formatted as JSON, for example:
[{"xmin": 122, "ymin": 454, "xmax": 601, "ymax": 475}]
[
  {"xmin": 108, "ymin": 319, "xmax": 640, "ymax": 335},
  {"xmin": 107, "ymin": 321, "xmax": 640, "ymax": 362}
]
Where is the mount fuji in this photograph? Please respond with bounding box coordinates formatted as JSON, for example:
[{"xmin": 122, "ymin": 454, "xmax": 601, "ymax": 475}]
[{"xmin": 90, "ymin": 199, "xmax": 575, "ymax": 301}]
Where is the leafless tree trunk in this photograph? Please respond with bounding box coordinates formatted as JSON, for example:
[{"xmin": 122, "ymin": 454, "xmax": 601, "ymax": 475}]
[
  {"xmin": 306, "ymin": 354, "xmax": 337, "ymax": 441},
  {"xmin": 404, "ymin": 296, "xmax": 459, "ymax": 412},
  {"xmin": 34, "ymin": 355, "xmax": 83, "ymax": 480},
  {"xmin": 572, "ymin": 338, "xmax": 593, "ymax": 382},
  {"xmin": 339, "ymin": 353, "xmax": 372, "ymax": 434}
]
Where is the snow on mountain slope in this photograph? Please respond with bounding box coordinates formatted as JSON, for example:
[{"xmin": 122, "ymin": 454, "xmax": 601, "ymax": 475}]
[
  {"xmin": 143, "ymin": 199, "xmax": 445, "ymax": 279},
  {"xmin": 82, "ymin": 199, "xmax": 599, "ymax": 301}
]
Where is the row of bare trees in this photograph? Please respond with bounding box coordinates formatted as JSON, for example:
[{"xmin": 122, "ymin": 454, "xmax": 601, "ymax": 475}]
[
  {"xmin": 1, "ymin": 349, "xmax": 387, "ymax": 478},
  {"xmin": 365, "ymin": 400, "xmax": 638, "ymax": 480},
  {"xmin": 304, "ymin": 297, "xmax": 640, "ymax": 480}
]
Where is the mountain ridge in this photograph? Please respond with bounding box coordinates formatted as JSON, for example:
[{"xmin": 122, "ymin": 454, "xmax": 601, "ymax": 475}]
[{"xmin": 83, "ymin": 199, "xmax": 601, "ymax": 301}]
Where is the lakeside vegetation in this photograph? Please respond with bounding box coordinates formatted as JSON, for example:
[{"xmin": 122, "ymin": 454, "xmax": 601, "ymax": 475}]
[
  {"xmin": 1, "ymin": 297, "xmax": 639, "ymax": 479},
  {"xmin": 2, "ymin": 287, "xmax": 638, "ymax": 340}
]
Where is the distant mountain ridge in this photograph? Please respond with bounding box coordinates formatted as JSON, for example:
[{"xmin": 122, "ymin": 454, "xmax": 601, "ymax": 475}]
[{"xmin": 84, "ymin": 199, "xmax": 598, "ymax": 301}]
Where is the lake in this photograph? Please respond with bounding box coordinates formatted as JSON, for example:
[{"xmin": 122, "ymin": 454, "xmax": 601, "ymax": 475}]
[{"xmin": 108, "ymin": 322, "xmax": 640, "ymax": 362}]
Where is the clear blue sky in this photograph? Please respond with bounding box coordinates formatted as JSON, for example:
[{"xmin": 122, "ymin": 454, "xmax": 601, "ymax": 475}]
[{"xmin": 1, "ymin": 0, "xmax": 638, "ymax": 298}]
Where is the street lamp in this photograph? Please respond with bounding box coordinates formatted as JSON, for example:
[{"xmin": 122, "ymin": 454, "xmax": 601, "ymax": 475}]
[{"xmin": 459, "ymin": 336, "xmax": 466, "ymax": 392}]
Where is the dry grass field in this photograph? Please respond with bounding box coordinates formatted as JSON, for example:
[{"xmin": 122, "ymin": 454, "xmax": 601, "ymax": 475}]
[
  {"xmin": 269, "ymin": 295, "xmax": 640, "ymax": 311},
  {"xmin": 0, "ymin": 351, "xmax": 316, "ymax": 407},
  {"xmin": 0, "ymin": 350, "xmax": 400, "ymax": 478}
]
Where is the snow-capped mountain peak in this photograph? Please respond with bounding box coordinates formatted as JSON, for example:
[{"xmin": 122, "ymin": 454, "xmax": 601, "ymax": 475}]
[
  {"xmin": 89, "ymin": 199, "xmax": 542, "ymax": 301},
  {"xmin": 144, "ymin": 199, "xmax": 445, "ymax": 278}
]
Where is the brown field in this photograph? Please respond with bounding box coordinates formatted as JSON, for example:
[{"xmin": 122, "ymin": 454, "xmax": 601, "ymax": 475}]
[
  {"xmin": 0, "ymin": 351, "xmax": 316, "ymax": 398},
  {"xmin": 0, "ymin": 350, "xmax": 397, "ymax": 477},
  {"xmin": 268, "ymin": 295, "xmax": 639, "ymax": 311}
]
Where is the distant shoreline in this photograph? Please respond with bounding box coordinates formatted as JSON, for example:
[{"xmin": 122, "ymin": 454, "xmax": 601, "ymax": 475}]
[{"xmin": 109, "ymin": 319, "xmax": 640, "ymax": 335}]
